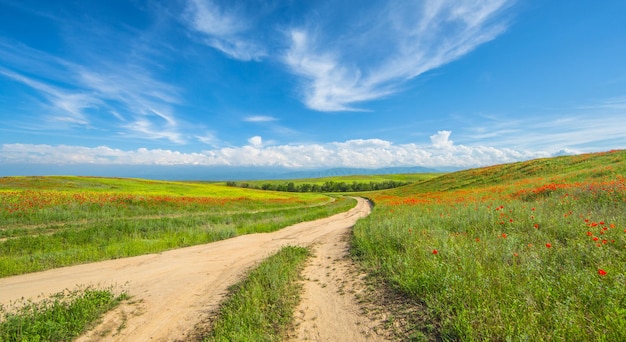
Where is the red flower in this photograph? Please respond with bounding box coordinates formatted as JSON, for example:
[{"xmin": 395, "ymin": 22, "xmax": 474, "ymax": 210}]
[
  {"xmin": 534, "ymin": 224, "xmax": 539, "ymax": 229},
  {"xmin": 593, "ymin": 237, "xmax": 599, "ymax": 241},
  {"xmin": 432, "ymin": 249, "xmax": 438, "ymax": 255},
  {"xmin": 598, "ymin": 269, "xmax": 607, "ymax": 276},
  {"xmin": 501, "ymin": 233, "xmax": 507, "ymax": 238},
  {"xmin": 545, "ymin": 243, "xmax": 552, "ymax": 248},
  {"xmin": 586, "ymin": 231, "xmax": 593, "ymax": 236}
]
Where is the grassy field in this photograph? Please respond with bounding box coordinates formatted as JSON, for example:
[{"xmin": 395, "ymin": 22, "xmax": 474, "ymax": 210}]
[
  {"xmin": 353, "ymin": 150, "xmax": 626, "ymax": 340},
  {"xmin": 3, "ymin": 151, "xmax": 626, "ymax": 340},
  {"xmin": 0, "ymin": 176, "xmax": 354, "ymax": 277},
  {"xmin": 225, "ymin": 173, "xmax": 439, "ymax": 187}
]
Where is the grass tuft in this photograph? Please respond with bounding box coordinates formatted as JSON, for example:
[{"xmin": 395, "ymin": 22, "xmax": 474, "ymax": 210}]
[
  {"xmin": 0, "ymin": 285, "xmax": 128, "ymax": 341},
  {"xmin": 203, "ymin": 246, "xmax": 309, "ymax": 342}
]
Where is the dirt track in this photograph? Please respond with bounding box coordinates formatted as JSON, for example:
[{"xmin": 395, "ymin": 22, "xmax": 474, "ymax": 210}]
[{"xmin": 0, "ymin": 197, "xmax": 385, "ymax": 341}]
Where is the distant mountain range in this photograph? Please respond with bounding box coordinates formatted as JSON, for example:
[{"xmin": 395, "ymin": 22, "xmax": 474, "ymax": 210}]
[{"xmin": 0, "ymin": 164, "xmax": 455, "ymax": 181}]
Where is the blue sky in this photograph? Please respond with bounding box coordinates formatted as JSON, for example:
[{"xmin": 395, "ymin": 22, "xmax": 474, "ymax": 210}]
[{"xmin": 1, "ymin": 0, "xmax": 625, "ymax": 175}]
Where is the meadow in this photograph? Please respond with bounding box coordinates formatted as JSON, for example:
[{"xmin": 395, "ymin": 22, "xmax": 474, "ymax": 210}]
[
  {"xmin": 353, "ymin": 150, "xmax": 626, "ymax": 340},
  {"xmin": 2, "ymin": 150, "xmax": 626, "ymax": 341},
  {"xmin": 0, "ymin": 176, "xmax": 353, "ymax": 277}
]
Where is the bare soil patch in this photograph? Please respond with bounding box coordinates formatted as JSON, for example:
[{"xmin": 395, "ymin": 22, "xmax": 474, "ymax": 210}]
[{"xmin": 0, "ymin": 197, "xmax": 396, "ymax": 341}]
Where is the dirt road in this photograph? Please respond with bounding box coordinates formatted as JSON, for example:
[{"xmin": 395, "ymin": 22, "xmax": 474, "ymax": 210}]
[{"xmin": 0, "ymin": 197, "xmax": 385, "ymax": 341}]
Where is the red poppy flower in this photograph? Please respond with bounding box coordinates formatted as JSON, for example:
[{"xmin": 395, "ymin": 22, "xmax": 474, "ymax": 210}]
[
  {"xmin": 545, "ymin": 243, "xmax": 552, "ymax": 248},
  {"xmin": 586, "ymin": 231, "xmax": 593, "ymax": 236},
  {"xmin": 432, "ymin": 249, "xmax": 438, "ymax": 255},
  {"xmin": 598, "ymin": 269, "xmax": 607, "ymax": 276}
]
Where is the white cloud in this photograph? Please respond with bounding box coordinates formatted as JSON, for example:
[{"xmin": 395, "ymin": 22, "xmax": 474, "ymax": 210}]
[
  {"xmin": 283, "ymin": 0, "xmax": 513, "ymax": 111},
  {"xmin": 180, "ymin": 0, "xmax": 515, "ymax": 111},
  {"xmin": 0, "ymin": 42, "xmax": 186, "ymax": 144},
  {"xmin": 284, "ymin": 30, "xmax": 392, "ymax": 111},
  {"xmin": 248, "ymin": 136, "xmax": 263, "ymax": 147},
  {"xmin": 183, "ymin": 0, "xmax": 266, "ymax": 61},
  {"xmin": 1, "ymin": 131, "xmax": 553, "ymax": 169},
  {"xmin": 0, "ymin": 67, "xmax": 95, "ymax": 125},
  {"xmin": 430, "ymin": 131, "xmax": 454, "ymax": 149},
  {"xmin": 463, "ymin": 103, "xmax": 626, "ymax": 151},
  {"xmin": 243, "ymin": 115, "xmax": 278, "ymax": 122}
]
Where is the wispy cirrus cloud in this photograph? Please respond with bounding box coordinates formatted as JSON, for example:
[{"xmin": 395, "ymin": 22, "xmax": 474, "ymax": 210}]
[
  {"xmin": 183, "ymin": 0, "xmax": 267, "ymax": 61},
  {"xmin": 0, "ymin": 38, "xmax": 186, "ymax": 143},
  {"xmin": 180, "ymin": 0, "xmax": 515, "ymax": 111},
  {"xmin": 243, "ymin": 115, "xmax": 278, "ymax": 122},
  {"xmin": 462, "ymin": 98, "xmax": 626, "ymax": 151},
  {"xmin": 0, "ymin": 67, "xmax": 95, "ymax": 125},
  {"xmin": 284, "ymin": 0, "xmax": 514, "ymax": 111}
]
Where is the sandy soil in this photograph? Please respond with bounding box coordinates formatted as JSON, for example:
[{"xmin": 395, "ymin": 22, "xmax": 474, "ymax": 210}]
[{"xmin": 0, "ymin": 197, "xmax": 386, "ymax": 341}]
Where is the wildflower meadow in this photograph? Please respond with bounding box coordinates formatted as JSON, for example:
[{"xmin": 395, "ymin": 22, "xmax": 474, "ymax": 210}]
[
  {"xmin": 353, "ymin": 150, "xmax": 626, "ymax": 340},
  {"xmin": 0, "ymin": 176, "xmax": 351, "ymax": 277}
]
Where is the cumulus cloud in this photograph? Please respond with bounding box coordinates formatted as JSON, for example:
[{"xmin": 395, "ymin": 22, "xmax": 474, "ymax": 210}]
[
  {"xmin": 248, "ymin": 136, "xmax": 263, "ymax": 147},
  {"xmin": 430, "ymin": 131, "xmax": 454, "ymax": 149},
  {"xmin": 1, "ymin": 131, "xmax": 552, "ymax": 169}
]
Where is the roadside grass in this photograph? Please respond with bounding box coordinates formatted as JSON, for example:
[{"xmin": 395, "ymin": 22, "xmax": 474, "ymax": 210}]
[
  {"xmin": 0, "ymin": 176, "xmax": 354, "ymax": 277},
  {"xmin": 202, "ymin": 246, "xmax": 309, "ymax": 342},
  {"xmin": 353, "ymin": 150, "xmax": 626, "ymax": 340},
  {"xmin": 0, "ymin": 285, "xmax": 128, "ymax": 342}
]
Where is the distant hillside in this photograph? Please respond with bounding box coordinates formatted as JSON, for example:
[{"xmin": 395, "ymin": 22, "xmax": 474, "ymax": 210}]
[
  {"xmin": 382, "ymin": 149, "xmax": 626, "ymax": 196},
  {"xmin": 277, "ymin": 166, "xmax": 444, "ymax": 179}
]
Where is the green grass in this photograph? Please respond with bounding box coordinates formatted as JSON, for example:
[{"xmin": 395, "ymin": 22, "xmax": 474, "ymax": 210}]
[
  {"xmin": 224, "ymin": 173, "xmax": 439, "ymax": 187},
  {"xmin": 353, "ymin": 150, "xmax": 626, "ymax": 340},
  {"xmin": 0, "ymin": 176, "xmax": 355, "ymax": 277},
  {"xmin": 203, "ymin": 246, "xmax": 309, "ymax": 342},
  {"xmin": 0, "ymin": 285, "xmax": 128, "ymax": 342}
]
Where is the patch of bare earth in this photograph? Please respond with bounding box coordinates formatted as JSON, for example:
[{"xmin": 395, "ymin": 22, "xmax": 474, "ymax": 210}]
[{"xmin": 1, "ymin": 197, "xmax": 413, "ymax": 341}]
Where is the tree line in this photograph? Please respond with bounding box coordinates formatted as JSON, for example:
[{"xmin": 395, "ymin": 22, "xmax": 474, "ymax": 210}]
[{"xmin": 226, "ymin": 180, "xmax": 410, "ymax": 192}]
